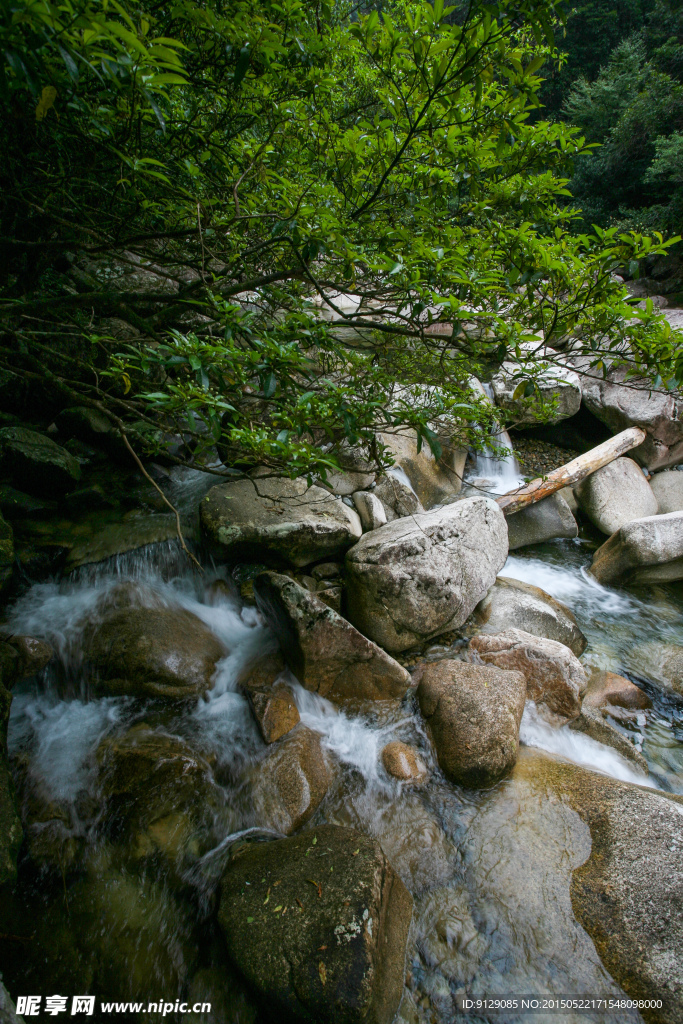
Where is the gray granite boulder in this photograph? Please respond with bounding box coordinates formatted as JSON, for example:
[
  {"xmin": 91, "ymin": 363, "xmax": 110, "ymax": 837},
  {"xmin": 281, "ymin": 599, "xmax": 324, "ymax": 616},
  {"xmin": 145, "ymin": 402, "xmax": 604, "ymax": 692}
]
[
  {"xmin": 469, "ymin": 576, "xmax": 587, "ymax": 656},
  {"xmin": 506, "ymin": 492, "xmax": 578, "ymax": 549},
  {"xmin": 345, "ymin": 496, "xmax": 508, "ymax": 653},
  {"xmin": 650, "ymin": 469, "xmax": 683, "ymax": 513},
  {"xmin": 590, "ymin": 510, "xmax": 683, "ymax": 585},
  {"xmin": 574, "ymin": 457, "xmax": 657, "ymax": 535}
]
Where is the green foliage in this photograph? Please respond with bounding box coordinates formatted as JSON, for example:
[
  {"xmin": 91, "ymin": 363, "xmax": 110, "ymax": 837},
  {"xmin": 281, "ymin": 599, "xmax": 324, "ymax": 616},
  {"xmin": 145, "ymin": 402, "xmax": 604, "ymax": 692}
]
[{"xmin": 0, "ymin": 0, "xmax": 680, "ymax": 478}]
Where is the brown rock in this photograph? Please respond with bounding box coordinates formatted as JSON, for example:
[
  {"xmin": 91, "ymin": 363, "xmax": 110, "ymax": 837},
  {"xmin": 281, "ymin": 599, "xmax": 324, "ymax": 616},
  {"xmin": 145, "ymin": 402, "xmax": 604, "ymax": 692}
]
[
  {"xmin": 416, "ymin": 659, "xmax": 526, "ymax": 786},
  {"xmin": 240, "ymin": 651, "xmax": 300, "ymax": 745},
  {"xmin": 0, "ymin": 633, "xmax": 53, "ymax": 688},
  {"xmin": 584, "ymin": 671, "xmax": 652, "ymax": 711},
  {"xmin": 84, "ymin": 606, "xmax": 226, "ymax": 699},
  {"xmin": 218, "ymin": 824, "xmax": 413, "ymax": 1024},
  {"xmin": 254, "ymin": 572, "xmax": 410, "ymax": 704},
  {"xmin": 469, "ymin": 628, "xmax": 586, "ymax": 723},
  {"xmin": 250, "ymin": 726, "xmax": 331, "ymax": 835},
  {"xmin": 381, "ymin": 741, "xmax": 428, "ymax": 783},
  {"xmin": 469, "ymin": 576, "xmax": 586, "ymax": 656}
]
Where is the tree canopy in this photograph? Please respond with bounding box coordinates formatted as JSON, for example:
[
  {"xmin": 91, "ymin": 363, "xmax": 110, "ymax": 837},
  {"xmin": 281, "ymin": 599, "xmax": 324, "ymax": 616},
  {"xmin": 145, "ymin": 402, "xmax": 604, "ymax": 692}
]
[{"xmin": 1, "ymin": 0, "xmax": 679, "ymax": 481}]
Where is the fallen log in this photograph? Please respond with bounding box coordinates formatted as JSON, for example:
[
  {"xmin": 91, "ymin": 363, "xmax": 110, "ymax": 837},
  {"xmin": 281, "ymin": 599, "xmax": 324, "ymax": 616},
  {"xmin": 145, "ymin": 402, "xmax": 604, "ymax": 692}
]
[{"xmin": 496, "ymin": 426, "xmax": 647, "ymax": 516}]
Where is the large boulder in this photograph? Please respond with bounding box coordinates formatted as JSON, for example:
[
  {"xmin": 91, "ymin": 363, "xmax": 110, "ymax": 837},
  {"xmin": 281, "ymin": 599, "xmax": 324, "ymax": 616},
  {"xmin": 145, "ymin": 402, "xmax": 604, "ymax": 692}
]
[
  {"xmin": 416, "ymin": 659, "xmax": 526, "ymax": 786},
  {"xmin": 650, "ymin": 469, "xmax": 683, "ymax": 513},
  {"xmin": 516, "ymin": 749, "xmax": 683, "ymax": 1023},
  {"xmin": 65, "ymin": 514, "xmax": 183, "ymax": 571},
  {"xmin": 254, "ymin": 573, "xmax": 411, "ymax": 704},
  {"xmin": 321, "ymin": 446, "xmax": 376, "ymax": 496},
  {"xmin": 0, "ymin": 426, "xmax": 81, "ymax": 496},
  {"xmin": 469, "ymin": 576, "xmax": 587, "ymax": 656},
  {"xmin": 345, "ymin": 496, "xmax": 508, "ymax": 653},
  {"xmin": 373, "ymin": 472, "xmax": 424, "ymax": 522},
  {"xmin": 491, "ymin": 360, "xmax": 582, "ymax": 425},
  {"xmin": 218, "ymin": 824, "xmax": 413, "ymax": 1024},
  {"xmin": 200, "ymin": 476, "xmax": 362, "ymax": 568},
  {"xmin": 574, "ymin": 457, "xmax": 658, "ymax": 535},
  {"xmin": 469, "ymin": 628, "xmax": 586, "ymax": 723},
  {"xmin": 379, "ymin": 430, "xmax": 464, "ymax": 508},
  {"xmin": 249, "ymin": 726, "xmax": 331, "ymax": 835},
  {"xmin": 84, "ymin": 606, "xmax": 226, "ymax": 698},
  {"xmin": 590, "ymin": 510, "xmax": 683, "ymax": 585},
  {"xmin": 505, "ymin": 492, "xmax": 578, "ymax": 550},
  {"xmin": 579, "ymin": 364, "xmax": 683, "ymax": 470}
]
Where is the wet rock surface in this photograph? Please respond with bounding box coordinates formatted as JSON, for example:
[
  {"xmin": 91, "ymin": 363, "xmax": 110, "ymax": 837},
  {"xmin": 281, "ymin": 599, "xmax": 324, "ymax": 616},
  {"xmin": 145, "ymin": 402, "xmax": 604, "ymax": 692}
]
[
  {"xmin": 255, "ymin": 572, "xmax": 411, "ymax": 704},
  {"xmin": 584, "ymin": 671, "xmax": 652, "ymax": 711},
  {"xmin": 469, "ymin": 575, "xmax": 587, "ymax": 655},
  {"xmin": 200, "ymin": 476, "xmax": 362, "ymax": 567},
  {"xmin": 506, "ymin": 491, "xmax": 578, "ymax": 549},
  {"xmin": 0, "ymin": 426, "xmax": 81, "ymax": 496},
  {"xmin": 574, "ymin": 457, "xmax": 658, "ymax": 535},
  {"xmin": 416, "ymin": 659, "xmax": 526, "ymax": 786},
  {"xmin": 83, "ymin": 605, "xmax": 226, "ymax": 699},
  {"xmin": 591, "ymin": 510, "xmax": 683, "ymax": 585},
  {"xmin": 469, "ymin": 627, "xmax": 586, "ymax": 723},
  {"xmin": 517, "ymin": 749, "xmax": 683, "ymax": 1023},
  {"xmin": 381, "ymin": 742, "xmax": 428, "ymax": 784},
  {"xmin": 249, "ymin": 726, "xmax": 332, "ymax": 835},
  {"xmin": 569, "ymin": 705, "xmax": 649, "ymax": 772},
  {"xmin": 218, "ymin": 824, "xmax": 413, "ymax": 1024},
  {"xmin": 240, "ymin": 651, "xmax": 300, "ymax": 743},
  {"xmin": 346, "ymin": 496, "xmax": 508, "ymax": 653}
]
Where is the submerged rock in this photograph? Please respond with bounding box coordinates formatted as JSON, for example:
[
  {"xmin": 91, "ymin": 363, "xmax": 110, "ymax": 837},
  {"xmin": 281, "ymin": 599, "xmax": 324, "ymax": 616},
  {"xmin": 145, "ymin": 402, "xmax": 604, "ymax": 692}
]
[
  {"xmin": 381, "ymin": 741, "xmax": 428, "ymax": 784},
  {"xmin": 416, "ymin": 659, "xmax": 526, "ymax": 786},
  {"xmin": 218, "ymin": 824, "xmax": 413, "ymax": 1024},
  {"xmin": 516, "ymin": 749, "xmax": 683, "ymax": 1022},
  {"xmin": 590, "ymin": 510, "xmax": 683, "ymax": 585},
  {"xmin": 0, "ymin": 426, "xmax": 81, "ymax": 496},
  {"xmin": 469, "ymin": 628, "xmax": 586, "ymax": 723},
  {"xmin": 630, "ymin": 642, "xmax": 683, "ymax": 698},
  {"xmin": 469, "ymin": 576, "xmax": 587, "ymax": 656},
  {"xmin": 574, "ymin": 457, "xmax": 658, "ymax": 535},
  {"xmin": 200, "ymin": 476, "xmax": 362, "ymax": 568},
  {"xmin": 254, "ymin": 573, "xmax": 411, "ymax": 704},
  {"xmin": 650, "ymin": 469, "xmax": 683, "ymax": 514},
  {"xmin": 568, "ymin": 706, "xmax": 648, "ymax": 772},
  {"xmin": 346, "ymin": 496, "xmax": 508, "ymax": 653},
  {"xmin": 249, "ymin": 726, "xmax": 331, "ymax": 835},
  {"xmin": 84, "ymin": 606, "xmax": 226, "ymax": 699},
  {"xmin": 506, "ymin": 492, "xmax": 578, "ymax": 550}
]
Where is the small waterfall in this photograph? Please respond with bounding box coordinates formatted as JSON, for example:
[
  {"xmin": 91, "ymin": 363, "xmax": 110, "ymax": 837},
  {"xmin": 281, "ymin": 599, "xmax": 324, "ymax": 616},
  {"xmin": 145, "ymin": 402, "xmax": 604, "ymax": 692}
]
[{"xmin": 467, "ymin": 382, "xmax": 525, "ymax": 494}]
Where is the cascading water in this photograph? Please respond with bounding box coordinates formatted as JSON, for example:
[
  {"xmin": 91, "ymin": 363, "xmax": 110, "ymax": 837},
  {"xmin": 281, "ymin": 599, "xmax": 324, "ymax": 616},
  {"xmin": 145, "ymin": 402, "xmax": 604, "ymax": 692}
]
[{"xmin": 466, "ymin": 383, "xmax": 525, "ymax": 495}]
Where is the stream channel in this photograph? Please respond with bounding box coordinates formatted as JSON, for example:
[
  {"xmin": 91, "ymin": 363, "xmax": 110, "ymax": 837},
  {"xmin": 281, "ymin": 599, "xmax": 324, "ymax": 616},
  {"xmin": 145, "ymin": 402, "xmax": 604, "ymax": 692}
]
[{"xmin": 1, "ymin": 453, "xmax": 682, "ymax": 1024}]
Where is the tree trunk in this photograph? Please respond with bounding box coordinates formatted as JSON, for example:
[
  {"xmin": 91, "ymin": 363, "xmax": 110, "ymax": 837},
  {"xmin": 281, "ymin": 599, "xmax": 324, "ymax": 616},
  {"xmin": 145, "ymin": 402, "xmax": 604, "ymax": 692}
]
[{"xmin": 496, "ymin": 426, "xmax": 647, "ymax": 515}]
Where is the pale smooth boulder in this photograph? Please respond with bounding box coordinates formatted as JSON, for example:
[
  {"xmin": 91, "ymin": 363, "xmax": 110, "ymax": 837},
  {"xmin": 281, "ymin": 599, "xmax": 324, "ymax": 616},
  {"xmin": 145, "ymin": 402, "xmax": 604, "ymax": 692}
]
[
  {"xmin": 200, "ymin": 476, "xmax": 362, "ymax": 567},
  {"xmin": 469, "ymin": 576, "xmax": 587, "ymax": 656},
  {"xmin": 373, "ymin": 471, "xmax": 424, "ymax": 522},
  {"xmin": 379, "ymin": 430, "xmax": 464, "ymax": 508},
  {"xmin": 579, "ymin": 363, "xmax": 683, "ymax": 470},
  {"xmin": 590, "ymin": 510, "xmax": 683, "ymax": 585},
  {"xmin": 574, "ymin": 457, "xmax": 657, "ymax": 535},
  {"xmin": 345, "ymin": 496, "xmax": 508, "ymax": 653},
  {"xmin": 352, "ymin": 490, "xmax": 387, "ymax": 531},
  {"xmin": 491, "ymin": 361, "xmax": 581, "ymax": 425},
  {"xmin": 254, "ymin": 572, "xmax": 411, "ymax": 703},
  {"xmin": 650, "ymin": 469, "xmax": 683, "ymax": 513},
  {"xmin": 506, "ymin": 492, "xmax": 578, "ymax": 549},
  {"xmin": 469, "ymin": 628, "xmax": 586, "ymax": 722},
  {"xmin": 416, "ymin": 659, "xmax": 526, "ymax": 786}
]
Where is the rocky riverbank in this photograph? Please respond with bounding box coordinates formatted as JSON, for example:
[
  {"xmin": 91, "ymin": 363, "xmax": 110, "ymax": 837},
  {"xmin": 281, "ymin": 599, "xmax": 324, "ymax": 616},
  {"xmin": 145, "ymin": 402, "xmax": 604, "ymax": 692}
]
[{"xmin": 0, "ymin": 366, "xmax": 683, "ymax": 1023}]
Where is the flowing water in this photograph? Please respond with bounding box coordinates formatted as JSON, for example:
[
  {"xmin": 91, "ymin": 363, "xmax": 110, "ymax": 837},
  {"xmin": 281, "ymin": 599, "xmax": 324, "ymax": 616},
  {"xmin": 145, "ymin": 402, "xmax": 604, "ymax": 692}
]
[{"xmin": 2, "ymin": 471, "xmax": 683, "ymax": 1022}]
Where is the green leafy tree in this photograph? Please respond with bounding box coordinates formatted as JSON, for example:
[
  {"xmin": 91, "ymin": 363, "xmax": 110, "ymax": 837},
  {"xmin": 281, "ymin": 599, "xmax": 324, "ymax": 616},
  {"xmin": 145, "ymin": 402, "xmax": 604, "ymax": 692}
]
[{"xmin": 0, "ymin": 0, "xmax": 679, "ymax": 482}]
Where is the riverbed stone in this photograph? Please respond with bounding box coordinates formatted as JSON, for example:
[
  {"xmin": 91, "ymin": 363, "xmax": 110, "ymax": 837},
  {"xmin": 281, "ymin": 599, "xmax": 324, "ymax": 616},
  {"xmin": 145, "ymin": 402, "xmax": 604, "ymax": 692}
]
[
  {"xmin": 506, "ymin": 492, "xmax": 578, "ymax": 549},
  {"xmin": 200, "ymin": 476, "xmax": 362, "ymax": 568},
  {"xmin": 239, "ymin": 650, "xmax": 300, "ymax": 743},
  {"xmin": 379, "ymin": 430, "xmax": 463, "ymax": 508},
  {"xmin": 650, "ymin": 469, "xmax": 683, "ymax": 513},
  {"xmin": 346, "ymin": 496, "xmax": 508, "ymax": 653},
  {"xmin": 416, "ymin": 659, "xmax": 526, "ymax": 786},
  {"xmin": 373, "ymin": 471, "xmax": 424, "ymax": 522},
  {"xmin": 469, "ymin": 576, "xmax": 587, "ymax": 656},
  {"xmin": 630, "ymin": 642, "xmax": 683, "ymax": 697},
  {"xmin": 84, "ymin": 606, "xmax": 226, "ymax": 699},
  {"xmin": 352, "ymin": 491, "xmax": 387, "ymax": 531},
  {"xmin": 579, "ymin": 363, "xmax": 683, "ymax": 470},
  {"xmin": 249, "ymin": 726, "xmax": 331, "ymax": 835},
  {"xmin": 516, "ymin": 748, "xmax": 683, "ymax": 1022},
  {"xmin": 590, "ymin": 510, "xmax": 683, "ymax": 585},
  {"xmin": 583, "ymin": 671, "xmax": 652, "ymax": 711},
  {"xmin": 469, "ymin": 628, "xmax": 586, "ymax": 723},
  {"xmin": 254, "ymin": 572, "xmax": 411, "ymax": 704},
  {"xmin": 0, "ymin": 426, "xmax": 81, "ymax": 496},
  {"xmin": 218, "ymin": 823, "xmax": 413, "ymax": 1024},
  {"xmin": 574, "ymin": 457, "xmax": 658, "ymax": 535},
  {"xmin": 381, "ymin": 741, "xmax": 429, "ymax": 784}
]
